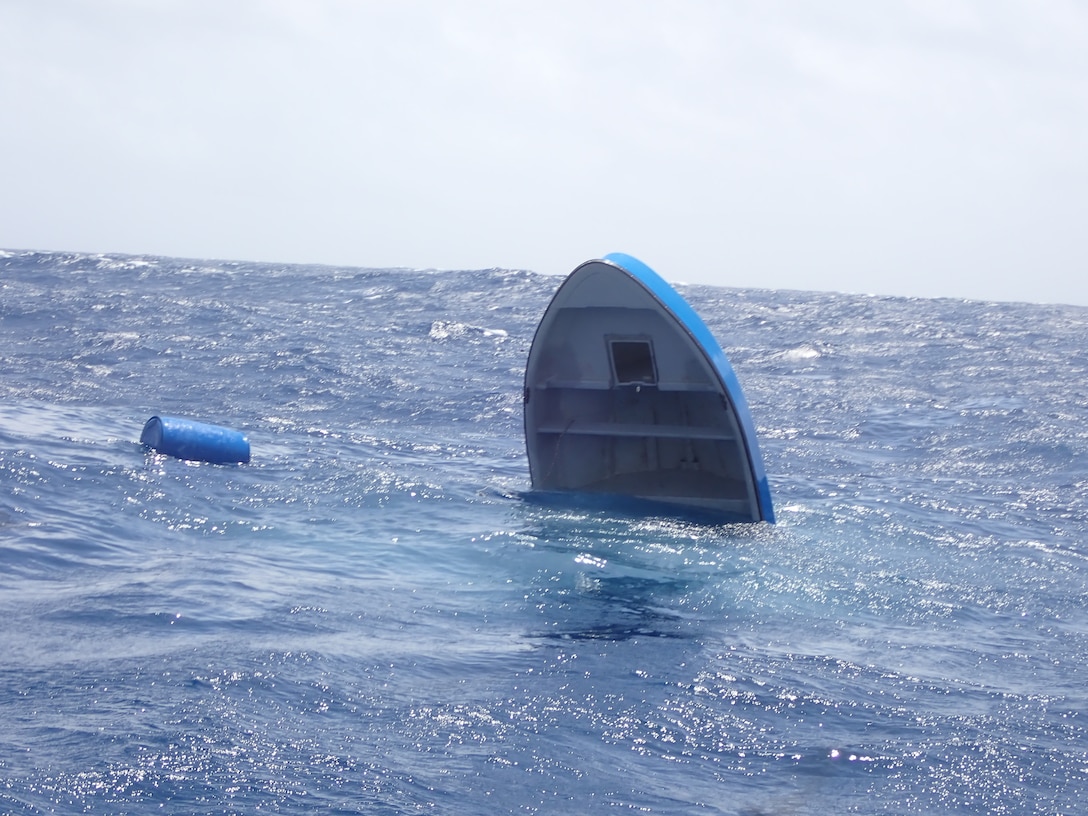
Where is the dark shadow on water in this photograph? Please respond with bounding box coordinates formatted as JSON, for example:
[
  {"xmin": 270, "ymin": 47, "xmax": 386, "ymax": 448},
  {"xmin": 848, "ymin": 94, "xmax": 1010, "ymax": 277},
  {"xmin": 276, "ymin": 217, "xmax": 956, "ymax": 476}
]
[
  {"xmin": 491, "ymin": 487, "xmax": 775, "ymax": 645},
  {"xmin": 515, "ymin": 522, "xmax": 728, "ymax": 645},
  {"xmin": 522, "ymin": 568, "xmax": 704, "ymax": 644},
  {"xmin": 528, "ymin": 619, "xmax": 689, "ymax": 642}
]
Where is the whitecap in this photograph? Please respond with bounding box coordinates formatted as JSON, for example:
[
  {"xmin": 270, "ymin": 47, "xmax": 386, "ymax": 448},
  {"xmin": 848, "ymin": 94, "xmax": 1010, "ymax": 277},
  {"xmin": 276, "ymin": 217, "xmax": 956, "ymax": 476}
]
[
  {"xmin": 429, "ymin": 320, "xmax": 508, "ymax": 340},
  {"xmin": 779, "ymin": 345, "xmax": 822, "ymax": 362}
]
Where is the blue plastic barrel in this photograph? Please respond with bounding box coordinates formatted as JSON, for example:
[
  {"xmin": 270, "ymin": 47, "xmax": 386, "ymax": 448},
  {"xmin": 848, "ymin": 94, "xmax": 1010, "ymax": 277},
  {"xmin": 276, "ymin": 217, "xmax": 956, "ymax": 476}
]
[{"xmin": 141, "ymin": 416, "xmax": 250, "ymax": 464}]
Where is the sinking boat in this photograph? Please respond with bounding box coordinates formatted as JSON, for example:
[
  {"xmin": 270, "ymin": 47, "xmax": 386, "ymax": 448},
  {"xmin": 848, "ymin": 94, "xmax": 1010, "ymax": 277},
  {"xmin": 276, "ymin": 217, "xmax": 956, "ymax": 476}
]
[{"xmin": 523, "ymin": 253, "xmax": 774, "ymax": 522}]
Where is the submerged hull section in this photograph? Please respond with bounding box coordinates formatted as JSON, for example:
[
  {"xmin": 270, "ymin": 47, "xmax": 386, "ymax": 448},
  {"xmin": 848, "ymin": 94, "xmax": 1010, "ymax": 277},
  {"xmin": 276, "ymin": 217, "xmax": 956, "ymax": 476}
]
[{"xmin": 523, "ymin": 254, "xmax": 774, "ymax": 522}]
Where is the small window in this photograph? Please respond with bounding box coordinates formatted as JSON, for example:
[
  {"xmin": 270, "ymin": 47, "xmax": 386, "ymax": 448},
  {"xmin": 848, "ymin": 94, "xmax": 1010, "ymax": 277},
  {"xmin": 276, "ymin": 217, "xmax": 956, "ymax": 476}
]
[{"xmin": 609, "ymin": 339, "xmax": 657, "ymax": 385}]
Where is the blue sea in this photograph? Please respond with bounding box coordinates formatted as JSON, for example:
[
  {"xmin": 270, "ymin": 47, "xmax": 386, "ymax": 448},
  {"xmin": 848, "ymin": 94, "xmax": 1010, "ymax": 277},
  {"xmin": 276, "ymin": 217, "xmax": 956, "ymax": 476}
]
[{"xmin": 1, "ymin": 249, "xmax": 1086, "ymax": 815}]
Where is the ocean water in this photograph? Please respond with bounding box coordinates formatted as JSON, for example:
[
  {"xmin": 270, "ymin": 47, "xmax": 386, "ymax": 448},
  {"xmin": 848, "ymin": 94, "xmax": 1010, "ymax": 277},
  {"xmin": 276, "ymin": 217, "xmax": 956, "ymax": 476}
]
[{"xmin": 1, "ymin": 249, "xmax": 1086, "ymax": 815}]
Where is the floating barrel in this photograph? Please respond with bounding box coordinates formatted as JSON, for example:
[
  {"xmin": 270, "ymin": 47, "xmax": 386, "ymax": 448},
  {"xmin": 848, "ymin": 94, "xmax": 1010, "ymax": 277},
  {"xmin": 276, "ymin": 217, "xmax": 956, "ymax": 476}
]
[{"xmin": 141, "ymin": 416, "xmax": 250, "ymax": 464}]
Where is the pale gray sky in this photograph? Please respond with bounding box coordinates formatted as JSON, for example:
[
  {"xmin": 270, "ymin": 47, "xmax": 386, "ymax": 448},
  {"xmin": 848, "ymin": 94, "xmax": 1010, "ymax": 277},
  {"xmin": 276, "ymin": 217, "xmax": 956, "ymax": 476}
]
[{"xmin": 3, "ymin": 1, "xmax": 1086, "ymax": 304}]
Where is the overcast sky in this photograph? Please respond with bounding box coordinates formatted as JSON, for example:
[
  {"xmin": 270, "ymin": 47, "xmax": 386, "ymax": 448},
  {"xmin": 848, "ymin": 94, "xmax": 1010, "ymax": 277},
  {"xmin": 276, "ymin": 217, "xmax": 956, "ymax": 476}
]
[{"xmin": 3, "ymin": 1, "xmax": 1086, "ymax": 305}]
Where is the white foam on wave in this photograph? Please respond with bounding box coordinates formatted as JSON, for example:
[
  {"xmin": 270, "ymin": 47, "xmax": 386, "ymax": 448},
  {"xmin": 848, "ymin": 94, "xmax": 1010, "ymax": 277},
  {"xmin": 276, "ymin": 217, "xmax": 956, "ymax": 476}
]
[
  {"xmin": 429, "ymin": 320, "xmax": 508, "ymax": 340},
  {"xmin": 777, "ymin": 345, "xmax": 823, "ymax": 362}
]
